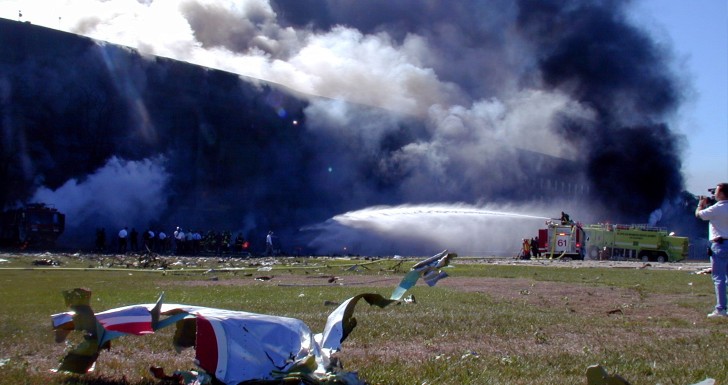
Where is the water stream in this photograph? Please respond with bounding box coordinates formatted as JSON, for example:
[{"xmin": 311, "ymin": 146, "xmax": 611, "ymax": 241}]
[{"xmin": 304, "ymin": 203, "xmax": 557, "ymax": 256}]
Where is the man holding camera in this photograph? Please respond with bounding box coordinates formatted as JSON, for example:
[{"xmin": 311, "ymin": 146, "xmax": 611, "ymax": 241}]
[{"xmin": 696, "ymin": 183, "xmax": 728, "ymax": 317}]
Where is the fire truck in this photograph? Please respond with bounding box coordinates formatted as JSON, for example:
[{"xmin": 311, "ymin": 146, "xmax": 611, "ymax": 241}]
[
  {"xmin": 534, "ymin": 220, "xmax": 688, "ymax": 262},
  {"xmin": 0, "ymin": 203, "xmax": 65, "ymax": 247},
  {"xmin": 580, "ymin": 223, "xmax": 688, "ymax": 262},
  {"xmin": 536, "ymin": 220, "xmax": 587, "ymax": 260}
]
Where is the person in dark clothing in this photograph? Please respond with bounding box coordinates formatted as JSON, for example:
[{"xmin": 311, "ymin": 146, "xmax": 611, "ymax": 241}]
[
  {"xmin": 234, "ymin": 233, "xmax": 245, "ymax": 254},
  {"xmin": 130, "ymin": 228, "xmax": 139, "ymax": 252},
  {"xmin": 560, "ymin": 211, "xmax": 571, "ymax": 224},
  {"xmin": 95, "ymin": 228, "xmax": 106, "ymax": 253},
  {"xmin": 530, "ymin": 237, "xmax": 540, "ymax": 258}
]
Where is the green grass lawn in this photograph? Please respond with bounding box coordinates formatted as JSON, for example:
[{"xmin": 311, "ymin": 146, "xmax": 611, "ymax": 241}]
[{"xmin": 0, "ymin": 254, "xmax": 723, "ymax": 385}]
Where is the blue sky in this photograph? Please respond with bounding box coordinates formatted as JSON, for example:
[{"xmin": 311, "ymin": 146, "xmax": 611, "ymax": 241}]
[{"xmin": 633, "ymin": 0, "xmax": 728, "ymax": 195}]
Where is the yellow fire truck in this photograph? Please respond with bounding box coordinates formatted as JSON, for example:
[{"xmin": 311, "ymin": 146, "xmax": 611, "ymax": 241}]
[{"xmin": 581, "ymin": 223, "xmax": 688, "ymax": 262}]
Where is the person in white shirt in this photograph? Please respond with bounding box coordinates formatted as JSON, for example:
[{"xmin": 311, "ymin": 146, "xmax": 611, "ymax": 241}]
[
  {"xmin": 266, "ymin": 231, "xmax": 274, "ymax": 256},
  {"xmin": 118, "ymin": 227, "xmax": 128, "ymax": 254},
  {"xmin": 696, "ymin": 183, "xmax": 728, "ymax": 317},
  {"xmin": 176, "ymin": 228, "xmax": 186, "ymax": 255},
  {"xmin": 158, "ymin": 231, "xmax": 167, "ymax": 253}
]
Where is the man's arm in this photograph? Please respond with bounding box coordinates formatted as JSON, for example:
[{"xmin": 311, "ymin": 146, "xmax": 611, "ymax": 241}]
[{"xmin": 696, "ymin": 197, "xmax": 709, "ymax": 218}]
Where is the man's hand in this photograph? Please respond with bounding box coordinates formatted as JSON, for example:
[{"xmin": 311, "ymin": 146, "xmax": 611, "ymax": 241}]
[{"xmin": 696, "ymin": 196, "xmax": 708, "ymax": 217}]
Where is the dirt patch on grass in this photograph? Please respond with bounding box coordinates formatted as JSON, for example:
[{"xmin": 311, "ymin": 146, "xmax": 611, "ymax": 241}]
[{"xmin": 170, "ymin": 268, "xmax": 697, "ymax": 317}]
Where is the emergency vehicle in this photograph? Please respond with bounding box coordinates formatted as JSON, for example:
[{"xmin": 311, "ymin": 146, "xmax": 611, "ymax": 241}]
[
  {"xmin": 536, "ymin": 220, "xmax": 587, "ymax": 260},
  {"xmin": 581, "ymin": 223, "xmax": 688, "ymax": 262},
  {"xmin": 0, "ymin": 203, "xmax": 65, "ymax": 247},
  {"xmin": 533, "ymin": 219, "xmax": 688, "ymax": 262}
]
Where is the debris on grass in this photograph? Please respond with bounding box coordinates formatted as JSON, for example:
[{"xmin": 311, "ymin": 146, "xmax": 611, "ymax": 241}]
[
  {"xmin": 585, "ymin": 364, "xmax": 715, "ymax": 385},
  {"xmin": 32, "ymin": 258, "xmax": 60, "ymax": 266},
  {"xmin": 695, "ymin": 267, "xmax": 712, "ymax": 275},
  {"xmin": 586, "ymin": 365, "xmax": 631, "ymax": 385},
  {"xmin": 390, "ymin": 250, "xmax": 455, "ymax": 300},
  {"xmin": 50, "ymin": 250, "xmax": 457, "ymax": 385}
]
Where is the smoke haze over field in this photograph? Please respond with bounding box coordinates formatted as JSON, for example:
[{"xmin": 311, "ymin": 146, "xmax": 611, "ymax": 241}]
[{"xmin": 0, "ymin": 0, "xmax": 692, "ymax": 254}]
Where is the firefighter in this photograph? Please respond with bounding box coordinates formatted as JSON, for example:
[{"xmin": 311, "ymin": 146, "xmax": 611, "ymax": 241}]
[
  {"xmin": 234, "ymin": 233, "xmax": 244, "ymax": 254},
  {"xmin": 530, "ymin": 237, "xmax": 540, "ymax": 259},
  {"xmin": 521, "ymin": 238, "xmax": 531, "ymax": 260},
  {"xmin": 560, "ymin": 211, "xmax": 571, "ymax": 225},
  {"xmin": 599, "ymin": 246, "xmax": 611, "ymax": 261}
]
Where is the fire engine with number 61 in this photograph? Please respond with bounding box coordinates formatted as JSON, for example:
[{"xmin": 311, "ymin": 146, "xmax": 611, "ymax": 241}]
[{"xmin": 533, "ymin": 217, "xmax": 689, "ymax": 263}]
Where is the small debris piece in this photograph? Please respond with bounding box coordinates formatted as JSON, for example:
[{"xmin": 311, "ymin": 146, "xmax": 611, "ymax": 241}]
[
  {"xmin": 585, "ymin": 364, "xmax": 631, "ymax": 385},
  {"xmin": 689, "ymin": 379, "xmax": 715, "ymax": 385},
  {"xmin": 32, "ymin": 258, "xmax": 60, "ymax": 266}
]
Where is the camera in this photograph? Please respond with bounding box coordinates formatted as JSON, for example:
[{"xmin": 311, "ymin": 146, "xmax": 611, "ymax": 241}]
[{"xmin": 704, "ymin": 188, "xmax": 717, "ymax": 205}]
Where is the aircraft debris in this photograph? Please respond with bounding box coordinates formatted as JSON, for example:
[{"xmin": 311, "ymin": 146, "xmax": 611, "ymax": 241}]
[
  {"xmin": 32, "ymin": 258, "xmax": 60, "ymax": 266},
  {"xmin": 50, "ymin": 250, "xmax": 457, "ymax": 385},
  {"xmin": 390, "ymin": 250, "xmax": 456, "ymax": 300},
  {"xmin": 695, "ymin": 267, "xmax": 712, "ymax": 275}
]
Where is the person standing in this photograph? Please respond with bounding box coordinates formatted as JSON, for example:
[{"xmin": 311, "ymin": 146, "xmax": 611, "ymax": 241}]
[
  {"xmin": 130, "ymin": 228, "xmax": 139, "ymax": 252},
  {"xmin": 696, "ymin": 183, "xmax": 728, "ymax": 318},
  {"xmin": 520, "ymin": 238, "xmax": 531, "ymax": 260},
  {"xmin": 95, "ymin": 227, "xmax": 106, "ymax": 253},
  {"xmin": 234, "ymin": 233, "xmax": 244, "ymax": 254},
  {"xmin": 530, "ymin": 237, "xmax": 540, "ymax": 259},
  {"xmin": 266, "ymin": 231, "xmax": 274, "ymax": 256},
  {"xmin": 158, "ymin": 230, "xmax": 167, "ymax": 254},
  {"xmin": 176, "ymin": 228, "xmax": 186, "ymax": 255},
  {"xmin": 118, "ymin": 227, "xmax": 128, "ymax": 254}
]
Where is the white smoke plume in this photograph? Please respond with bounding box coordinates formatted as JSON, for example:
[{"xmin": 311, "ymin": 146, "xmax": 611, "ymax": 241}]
[
  {"xmin": 1, "ymin": 0, "xmax": 687, "ymax": 254},
  {"xmin": 32, "ymin": 156, "xmax": 170, "ymax": 241},
  {"xmin": 2, "ymin": 0, "xmax": 583, "ymax": 122}
]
